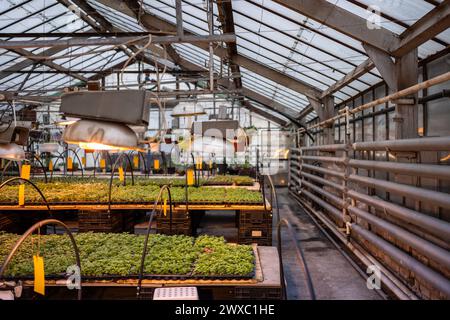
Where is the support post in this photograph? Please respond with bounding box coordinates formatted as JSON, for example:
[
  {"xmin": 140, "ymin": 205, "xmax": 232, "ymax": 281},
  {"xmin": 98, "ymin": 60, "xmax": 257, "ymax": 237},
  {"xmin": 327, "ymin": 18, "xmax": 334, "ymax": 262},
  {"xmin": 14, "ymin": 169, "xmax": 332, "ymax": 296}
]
[
  {"xmin": 208, "ymin": 0, "xmax": 214, "ymax": 92},
  {"xmin": 393, "ymin": 49, "xmax": 419, "ymax": 140},
  {"xmin": 175, "ymin": 0, "xmax": 183, "ymax": 37},
  {"xmin": 364, "ymin": 45, "xmax": 419, "ymax": 139},
  {"xmin": 322, "ymin": 96, "xmax": 335, "ymax": 145}
]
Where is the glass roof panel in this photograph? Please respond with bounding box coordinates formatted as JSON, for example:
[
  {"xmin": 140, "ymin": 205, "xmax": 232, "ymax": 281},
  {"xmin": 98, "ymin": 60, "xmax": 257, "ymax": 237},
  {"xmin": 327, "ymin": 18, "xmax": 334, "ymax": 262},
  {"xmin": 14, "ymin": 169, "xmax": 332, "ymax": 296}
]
[
  {"xmin": 249, "ymin": 100, "xmax": 291, "ymax": 123},
  {"xmin": 0, "ymin": 49, "xmax": 25, "ymax": 70},
  {"xmin": 350, "ymin": 0, "xmax": 437, "ymax": 27},
  {"xmin": 236, "ymin": 0, "xmax": 368, "ymax": 55},
  {"xmin": 87, "ymin": 0, "xmax": 146, "ymax": 32},
  {"xmin": 0, "ymin": 0, "xmax": 447, "ymax": 127},
  {"xmin": 327, "ymin": 0, "xmax": 447, "ymax": 58}
]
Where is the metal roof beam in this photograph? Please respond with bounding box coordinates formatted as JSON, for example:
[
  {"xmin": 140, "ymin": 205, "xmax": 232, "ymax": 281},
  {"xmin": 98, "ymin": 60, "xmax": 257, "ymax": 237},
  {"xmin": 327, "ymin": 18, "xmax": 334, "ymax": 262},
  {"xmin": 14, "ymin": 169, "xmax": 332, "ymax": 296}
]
[
  {"xmin": 393, "ymin": 0, "xmax": 450, "ymax": 57},
  {"xmin": 174, "ymin": 54, "xmax": 302, "ymax": 122},
  {"xmin": 9, "ymin": 48, "xmax": 88, "ymax": 82},
  {"xmin": 320, "ymin": 58, "xmax": 375, "ymax": 99},
  {"xmin": 57, "ymin": 0, "xmax": 172, "ymax": 76},
  {"xmin": 296, "ymin": 105, "xmax": 314, "ymax": 121},
  {"xmin": 146, "ymin": 13, "xmax": 322, "ymax": 100},
  {"xmin": 240, "ymin": 86, "xmax": 300, "ymax": 119},
  {"xmin": 242, "ymin": 101, "xmax": 288, "ymax": 126},
  {"xmin": 84, "ymin": 48, "xmax": 295, "ymax": 126},
  {"xmin": 122, "ymin": 0, "xmax": 182, "ymax": 65},
  {"xmin": 363, "ymin": 44, "xmax": 397, "ymax": 91},
  {"xmin": 217, "ymin": 0, "xmax": 242, "ymax": 90},
  {"xmin": 0, "ymin": 45, "xmax": 78, "ymax": 81},
  {"xmin": 272, "ymin": 0, "xmax": 400, "ymax": 54},
  {"xmin": 95, "ymin": 0, "xmax": 322, "ymax": 101}
]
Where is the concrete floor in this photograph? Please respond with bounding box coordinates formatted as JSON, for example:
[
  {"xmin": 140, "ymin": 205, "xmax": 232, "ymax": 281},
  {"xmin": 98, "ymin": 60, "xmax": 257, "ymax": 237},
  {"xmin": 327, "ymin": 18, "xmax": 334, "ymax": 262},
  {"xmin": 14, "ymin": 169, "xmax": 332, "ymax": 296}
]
[
  {"xmin": 198, "ymin": 188, "xmax": 382, "ymax": 300},
  {"xmin": 276, "ymin": 188, "xmax": 382, "ymax": 300}
]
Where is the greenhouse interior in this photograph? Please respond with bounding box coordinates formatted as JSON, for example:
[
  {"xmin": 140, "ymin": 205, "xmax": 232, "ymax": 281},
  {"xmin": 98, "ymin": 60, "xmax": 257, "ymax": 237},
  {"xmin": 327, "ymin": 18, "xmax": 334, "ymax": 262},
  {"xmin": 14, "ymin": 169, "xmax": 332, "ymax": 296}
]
[{"xmin": 0, "ymin": 0, "xmax": 449, "ymax": 304}]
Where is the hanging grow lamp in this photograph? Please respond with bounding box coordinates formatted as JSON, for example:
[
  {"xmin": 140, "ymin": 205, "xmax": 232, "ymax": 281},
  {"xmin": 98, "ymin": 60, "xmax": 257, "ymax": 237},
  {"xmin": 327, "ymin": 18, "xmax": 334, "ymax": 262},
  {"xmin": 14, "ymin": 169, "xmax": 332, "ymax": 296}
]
[
  {"xmin": 188, "ymin": 136, "xmax": 235, "ymax": 160},
  {"xmin": 0, "ymin": 143, "xmax": 25, "ymax": 161},
  {"xmin": 60, "ymin": 90, "xmax": 149, "ymax": 151},
  {"xmin": 0, "ymin": 123, "xmax": 29, "ymax": 161},
  {"xmin": 63, "ymin": 119, "xmax": 139, "ymax": 151},
  {"xmin": 38, "ymin": 142, "xmax": 60, "ymax": 153},
  {"xmin": 55, "ymin": 115, "xmax": 78, "ymax": 126},
  {"xmin": 172, "ymin": 101, "xmax": 206, "ymax": 117}
]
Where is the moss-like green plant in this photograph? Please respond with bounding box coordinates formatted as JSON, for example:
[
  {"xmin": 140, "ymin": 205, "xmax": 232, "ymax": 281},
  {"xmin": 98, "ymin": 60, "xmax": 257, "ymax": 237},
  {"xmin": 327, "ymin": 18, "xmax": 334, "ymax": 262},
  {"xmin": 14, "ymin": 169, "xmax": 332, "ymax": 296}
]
[{"xmin": 0, "ymin": 232, "xmax": 254, "ymax": 277}]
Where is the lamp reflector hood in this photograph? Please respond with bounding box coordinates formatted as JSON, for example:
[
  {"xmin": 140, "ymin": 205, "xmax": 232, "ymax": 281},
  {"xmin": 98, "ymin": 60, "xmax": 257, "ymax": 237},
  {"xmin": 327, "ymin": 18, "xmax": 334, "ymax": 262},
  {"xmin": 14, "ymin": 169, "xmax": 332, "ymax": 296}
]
[
  {"xmin": 63, "ymin": 119, "xmax": 139, "ymax": 151},
  {"xmin": 172, "ymin": 102, "xmax": 206, "ymax": 117},
  {"xmin": 0, "ymin": 143, "xmax": 25, "ymax": 161},
  {"xmin": 39, "ymin": 143, "xmax": 60, "ymax": 153}
]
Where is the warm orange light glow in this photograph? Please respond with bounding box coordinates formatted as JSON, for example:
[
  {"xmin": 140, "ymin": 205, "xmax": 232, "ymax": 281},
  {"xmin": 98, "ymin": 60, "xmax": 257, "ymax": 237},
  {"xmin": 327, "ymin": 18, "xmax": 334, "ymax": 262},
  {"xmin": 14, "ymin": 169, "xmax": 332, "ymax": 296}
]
[
  {"xmin": 55, "ymin": 120, "xmax": 77, "ymax": 126},
  {"xmin": 75, "ymin": 142, "xmax": 145, "ymax": 152},
  {"xmin": 418, "ymin": 127, "xmax": 424, "ymax": 136},
  {"xmin": 78, "ymin": 142, "xmax": 123, "ymax": 151},
  {"xmin": 440, "ymin": 154, "xmax": 450, "ymax": 162}
]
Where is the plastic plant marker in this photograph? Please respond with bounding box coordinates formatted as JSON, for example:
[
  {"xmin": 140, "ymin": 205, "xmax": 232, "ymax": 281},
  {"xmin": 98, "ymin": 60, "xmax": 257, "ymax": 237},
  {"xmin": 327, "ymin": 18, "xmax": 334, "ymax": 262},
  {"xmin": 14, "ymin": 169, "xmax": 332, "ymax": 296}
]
[
  {"xmin": 48, "ymin": 160, "xmax": 53, "ymax": 171},
  {"xmin": 18, "ymin": 185, "xmax": 25, "ymax": 206},
  {"xmin": 118, "ymin": 167, "xmax": 125, "ymax": 182},
  {"xmin": 81, "ymin": 156, "xmax": 86, "ymax": 166},
  {"xmin": 133, "ymin": 155, "xmax": 139, "ymax": 168},
  {"xmin": 163, "ymin": 198, "xmax": 167, "ymax": 217},
  {"xmin": 154, "ymin": 159, "xmax": 160, "ymax": 170},
  {"xmin": 67, "ymin": 157, "xmax": 73, "ymax": 170},
  {"xmin": 196, "ymin": 157, "xmax": 203, "ymax": 170},
  {"xmin": 21, "ymin": 164, "xmax": 31, "ymax": 179},
  {"xmin": 100, "ymin": 159, "xmax": 106, "ymax": 169},
  {"xmin": 33, "ymin": 255, "xmax": 45, "ymax": 295},
  {"xmin": 18, "ymin": 164, "xmax": 31, "ymax": 206},
  {"xmin": 187, "ymin": 168, "xmax": 194, "ymax": 186}
]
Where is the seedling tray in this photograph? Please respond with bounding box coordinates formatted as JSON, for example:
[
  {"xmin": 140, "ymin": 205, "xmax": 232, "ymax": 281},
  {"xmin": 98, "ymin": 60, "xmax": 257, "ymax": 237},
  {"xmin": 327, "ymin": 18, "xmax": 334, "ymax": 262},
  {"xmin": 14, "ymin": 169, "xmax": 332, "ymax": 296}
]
[{"xmin": 1, "ymin": 253, "xmax": 256, "ymax": 281}]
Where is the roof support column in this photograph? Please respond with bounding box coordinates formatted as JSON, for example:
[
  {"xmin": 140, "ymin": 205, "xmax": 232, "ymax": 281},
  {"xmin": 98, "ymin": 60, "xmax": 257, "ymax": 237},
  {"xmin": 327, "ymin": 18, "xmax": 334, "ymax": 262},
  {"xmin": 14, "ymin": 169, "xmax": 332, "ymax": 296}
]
[
  {"xmin": 364, "ymin": 44, "xmax": 419, "ymax": 139},
  {"xmin": 393, "ymin": 49, "xmax": 419, "ymax": 140},
  {"xmin": 364, "ymin": 45, "xmax": 419, "ymax": 210},
  {"xmin": 321, "ymin": 96, "xmax": 335, "ymax": 145}
]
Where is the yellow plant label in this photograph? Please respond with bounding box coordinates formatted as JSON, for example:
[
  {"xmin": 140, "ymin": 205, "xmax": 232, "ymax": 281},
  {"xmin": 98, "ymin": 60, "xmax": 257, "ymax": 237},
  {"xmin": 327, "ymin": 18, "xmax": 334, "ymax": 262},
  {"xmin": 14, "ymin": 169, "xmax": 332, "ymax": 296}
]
[
  {"xmin": 81, "ymin": 156, "xmax": 86, "ymax": 166},
  {"xmin": 33, "ymin": 255, "xmax": 45, "ymax": 295},
  {"xmin": 196, "ymin": 157, "xmax": 203, "ymax": 170},
  {"xmin": 100, "ymin": 159, "xmax": 106, "ymax": 169},
  {"xmin": 48, "ymin": 160, "xmax": 53, "ymax": 171},
  {"xmin": 67, "ymin": 157, "xmax": 73, "ymax": 170},
  {"xmin": 163, "ymin": 198, "xmax": 167, "ymax": 217},
  {"xmin": 187, "ymin": 168, "xmax": 194, "ymax": 186},
  {"xmin": 18, "ymin": 165, "xmax": 30, "ymax": 206},
  {"xmin": 18, "ymin": 184, "xmax": 25, "ymax": 206},
  {"xmin": 21, "ymin": 164, "xmax": 31, "ymax": 179},
  {"xmin": 209, "ymin": 160, "xmax": 213, "ymax": 169},
  {"xmin": 154, "ymin": 159, "xmax": 160, "ymax": 170},
  {"xmin": 118, "ymin": 167, "xmax": 124, "ymax": 182},
  {"xmin": 133, "ymin": 156, "xmax": 139, "ymax": 168}
]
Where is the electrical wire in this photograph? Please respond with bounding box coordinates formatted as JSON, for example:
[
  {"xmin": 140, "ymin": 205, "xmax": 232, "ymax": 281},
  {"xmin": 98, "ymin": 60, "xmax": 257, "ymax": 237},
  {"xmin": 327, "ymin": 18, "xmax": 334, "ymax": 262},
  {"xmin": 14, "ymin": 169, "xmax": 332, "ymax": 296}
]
[{"xmin": 119, "ymin": 34, "xmax": 153, "ymax": 90}]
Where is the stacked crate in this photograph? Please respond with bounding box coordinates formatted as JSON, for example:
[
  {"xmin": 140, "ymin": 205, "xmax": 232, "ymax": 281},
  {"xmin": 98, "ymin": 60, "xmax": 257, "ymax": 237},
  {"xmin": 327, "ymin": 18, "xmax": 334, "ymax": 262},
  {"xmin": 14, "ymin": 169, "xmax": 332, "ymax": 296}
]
[
  {"xmin": 234, "ymin": 287, "xmax": 282, "ymax": 299},
  {"xmin": 78, "ymin": 211, "xmax": 133, "ymax": 233},
  {"xmin": 207, "ymin": 286, "xmax": 282, "ymax": 300},
  {"xmin": 238, "ymin": 210, "xmax": 273, "ymax": 246},
  {"xmin": 156, "ymin": 210, "xmax": 192, "ymax": 235},
  {"xmin": 0, "ymin": 213, "xmax": 16, "ymax": 232}
]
